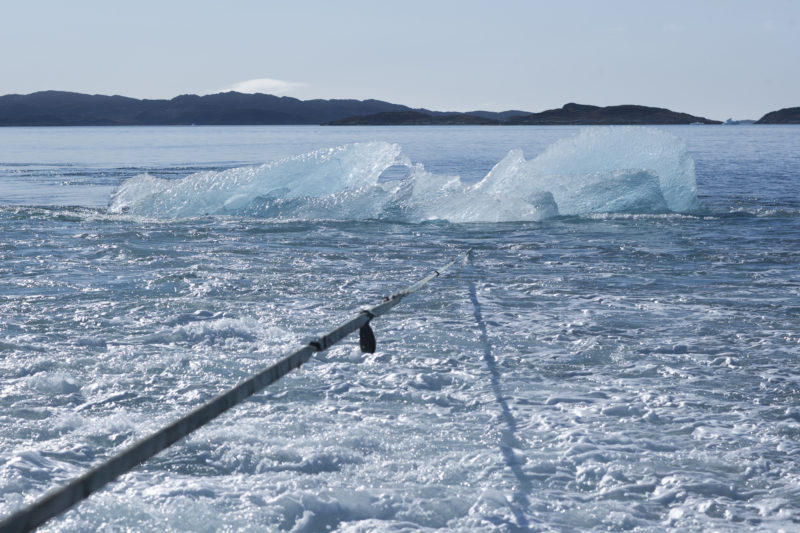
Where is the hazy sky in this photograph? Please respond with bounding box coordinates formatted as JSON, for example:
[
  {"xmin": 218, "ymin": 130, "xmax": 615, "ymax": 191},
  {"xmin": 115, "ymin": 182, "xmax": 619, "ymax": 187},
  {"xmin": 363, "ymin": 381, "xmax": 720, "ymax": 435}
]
[{"xmin": 3, "ymin": 0, "xmax": 798, "ymax": 120}]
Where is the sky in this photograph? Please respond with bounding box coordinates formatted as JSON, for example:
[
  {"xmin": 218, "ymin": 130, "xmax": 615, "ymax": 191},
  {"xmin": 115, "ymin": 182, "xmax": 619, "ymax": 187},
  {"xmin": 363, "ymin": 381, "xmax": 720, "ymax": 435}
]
[{"xmin": 2, "ymin": 0, "xmax": 799, "ymax": 120}]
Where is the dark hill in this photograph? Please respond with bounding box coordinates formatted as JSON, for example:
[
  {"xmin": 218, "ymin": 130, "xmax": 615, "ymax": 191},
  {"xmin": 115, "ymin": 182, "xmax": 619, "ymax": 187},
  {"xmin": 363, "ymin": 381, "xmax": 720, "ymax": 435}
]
[
  {"xmin": 505, "ymin": 103, "xmax": 720, "ymax": 125},
  {"xmin": 0, "ymin": 91, "xmax": 143, "ymax": 126},
  {"xmin": 468, "ymin": 110, "xmax": 529, "ymax": 121},
  {"xmin": 756, "ymin": 107, "xmax": 800, "ymax": 124},
  {"xmin": 0, "ymin": 91, "xmax": 421, "ymax": 126},
  {"xmin": 327, "ymin": 111, "xmax": 500, "ymax": 125}
]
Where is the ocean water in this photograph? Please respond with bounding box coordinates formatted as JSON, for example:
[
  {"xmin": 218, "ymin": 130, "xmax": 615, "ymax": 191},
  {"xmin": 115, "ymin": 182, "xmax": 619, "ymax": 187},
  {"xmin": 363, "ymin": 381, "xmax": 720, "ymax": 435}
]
[{"xmin": 1, "ymin": 125, "xmax": 799, "ymax": 532}]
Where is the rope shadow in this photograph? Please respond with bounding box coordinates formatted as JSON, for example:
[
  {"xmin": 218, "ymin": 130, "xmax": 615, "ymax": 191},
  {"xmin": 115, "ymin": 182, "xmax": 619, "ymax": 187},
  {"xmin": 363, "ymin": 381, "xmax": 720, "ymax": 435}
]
[{"xmin": 468, "ymin": 279, "xmax": 533, "ymax": 532}]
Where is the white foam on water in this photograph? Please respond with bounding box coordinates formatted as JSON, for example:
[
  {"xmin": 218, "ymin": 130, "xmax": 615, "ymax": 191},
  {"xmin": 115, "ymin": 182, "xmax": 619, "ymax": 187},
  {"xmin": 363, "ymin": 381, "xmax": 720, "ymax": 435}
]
[
  {"xmin": 108, "ymin": 128, "xmax": 703, "ymax": 222},
  {"xmin": 25, "ymin": 372, "xmax": 81, "ymax": 395},
  {"xmin": 3, "ymin": 125, "xmax": 799, "ymax": 531},
  {"xmin": 140, "ymin": 316, "xmax": 261, "ymax": 346}
]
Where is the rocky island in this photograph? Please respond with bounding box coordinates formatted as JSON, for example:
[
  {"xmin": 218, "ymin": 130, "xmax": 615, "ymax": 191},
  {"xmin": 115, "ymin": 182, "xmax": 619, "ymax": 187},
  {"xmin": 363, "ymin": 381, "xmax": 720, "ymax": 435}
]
[
  {"xmin": 506, "ymin": 103, "xmax": 721, "ymax": 125},
  {"xmin": 756, "ymin": 107, "xmax": 800, "ymax": 124},
  {"xmin": 328, "ymin": 103, "xmax": 721, "ymax": 125}
]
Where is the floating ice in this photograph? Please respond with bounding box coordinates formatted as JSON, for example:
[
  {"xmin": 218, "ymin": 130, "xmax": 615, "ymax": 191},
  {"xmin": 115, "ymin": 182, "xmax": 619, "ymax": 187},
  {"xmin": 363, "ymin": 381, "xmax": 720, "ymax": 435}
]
[
  {"xmin": 109, "ymin": 128, "xmax": 702, "ymax": 221},
  {"xmin": 109, "ymin": 142, "xmax": 403, "ymax": 218}
]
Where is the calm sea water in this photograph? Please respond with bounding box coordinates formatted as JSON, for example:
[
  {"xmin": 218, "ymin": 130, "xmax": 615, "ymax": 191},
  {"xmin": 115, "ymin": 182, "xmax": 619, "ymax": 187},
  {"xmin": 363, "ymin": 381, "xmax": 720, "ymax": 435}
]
[{"xmin": 1, "ymin": 125, "xmax": 799, "ymax": 531}]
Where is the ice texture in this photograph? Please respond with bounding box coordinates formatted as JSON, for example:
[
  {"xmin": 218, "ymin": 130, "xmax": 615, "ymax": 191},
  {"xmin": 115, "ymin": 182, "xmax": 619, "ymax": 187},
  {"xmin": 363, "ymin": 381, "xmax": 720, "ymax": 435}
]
[
  {"xmin": 109, "ymin": 142, "xmax": 404, "ymax": 218},
  {"xmin": 109, "ymin": 128, "xmax": 702, "ymax": 221},
  {"xmin": 485, "ymin": 126, "xmax": 701, "ymax": 214}
]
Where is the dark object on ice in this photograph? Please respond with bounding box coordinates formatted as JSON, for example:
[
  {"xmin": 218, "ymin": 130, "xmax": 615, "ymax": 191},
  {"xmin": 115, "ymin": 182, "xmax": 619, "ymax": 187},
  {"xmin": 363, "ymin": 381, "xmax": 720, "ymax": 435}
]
[{"xmin": 359, "ymin": 321, "xmax": 377, "ymax": 353}]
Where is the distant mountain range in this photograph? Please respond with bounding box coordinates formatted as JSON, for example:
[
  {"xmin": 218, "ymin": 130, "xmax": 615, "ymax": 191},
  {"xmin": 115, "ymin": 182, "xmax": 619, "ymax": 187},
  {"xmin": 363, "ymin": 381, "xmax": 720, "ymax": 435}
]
[
  {"xmin": 0, "ymin": 91, "xmax": 519, "ymax": 127},
  {"xmin": 0, "ymin": 90, "xmax": 795, "ymax": 126},
  {"xmin": 0, "ymin": 91, "xmax": 416, "ymax": 126}
]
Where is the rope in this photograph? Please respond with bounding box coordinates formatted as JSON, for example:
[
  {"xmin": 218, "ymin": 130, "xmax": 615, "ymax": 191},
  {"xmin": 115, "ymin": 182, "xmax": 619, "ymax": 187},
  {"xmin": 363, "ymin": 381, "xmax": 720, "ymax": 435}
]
[{"xmin": 0, "ymin": 249, "xmax": 471, "ymax": 533}]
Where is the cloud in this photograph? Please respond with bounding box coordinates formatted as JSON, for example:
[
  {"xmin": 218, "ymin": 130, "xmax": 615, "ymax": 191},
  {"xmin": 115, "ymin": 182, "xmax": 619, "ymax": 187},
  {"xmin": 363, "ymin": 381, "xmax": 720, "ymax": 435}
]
[{"xmin": 221, "ymin": 78, "xmax": 307, "ymax": 95}]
